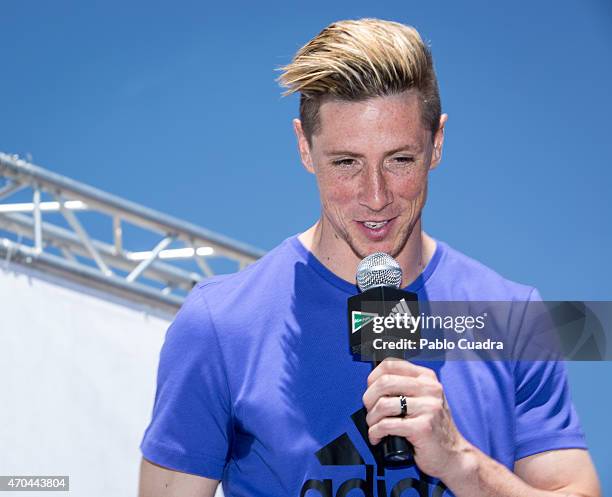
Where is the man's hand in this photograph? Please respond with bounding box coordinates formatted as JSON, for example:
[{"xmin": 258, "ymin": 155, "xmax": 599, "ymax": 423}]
[
  {"xmin": 362, "ymin": 358, "xmax": 601, "ymax": 497},
  {"xmin": 362, "ymin": 357, "xmax": 471, "ymax": 481}
]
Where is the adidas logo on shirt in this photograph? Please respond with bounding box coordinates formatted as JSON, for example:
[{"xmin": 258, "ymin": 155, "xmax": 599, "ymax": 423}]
[{"xmin": 300, "ymin": 407, "xmax": 449, "ymax": 497}]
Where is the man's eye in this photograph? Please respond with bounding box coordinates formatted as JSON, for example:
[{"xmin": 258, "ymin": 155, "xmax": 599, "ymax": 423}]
[
  {"xmin": 332, "ymin": 158, "xmax": 356, "ymax": 167},
  {"xmin": 392, "ymin": 156, "xmax": 415, "ymax": 165}
]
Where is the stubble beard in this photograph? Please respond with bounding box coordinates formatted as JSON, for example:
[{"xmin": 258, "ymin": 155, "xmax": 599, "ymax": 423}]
[
  {"xmin": 322, "ymin": 188, "xmax": 427, "ymax": 262},
  {"xmin": 337, "ymin": 213, "xmax": 421, "ymax": 261}
]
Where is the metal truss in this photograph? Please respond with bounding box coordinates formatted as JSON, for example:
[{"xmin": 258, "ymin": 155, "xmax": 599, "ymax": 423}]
[{"xmin": 0, "ymin": 152, "xmax": 265, "ymax": 315}]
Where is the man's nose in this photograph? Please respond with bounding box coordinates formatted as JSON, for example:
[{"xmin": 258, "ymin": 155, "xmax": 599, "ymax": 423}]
[{"xmin": 357, "ymin": 165, "xmax": 393, "ymax": 212}]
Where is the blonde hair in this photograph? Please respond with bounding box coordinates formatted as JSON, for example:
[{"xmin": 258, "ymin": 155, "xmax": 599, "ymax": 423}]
[{"xmin": 278, "ymin": 18, "xmax": 441, "ymax": 144}]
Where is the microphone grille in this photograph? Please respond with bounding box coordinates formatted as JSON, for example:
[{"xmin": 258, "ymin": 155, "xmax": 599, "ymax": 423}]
[{"xmin": 356, "ymin": 252, "xmax": 402, "ymax": 292}]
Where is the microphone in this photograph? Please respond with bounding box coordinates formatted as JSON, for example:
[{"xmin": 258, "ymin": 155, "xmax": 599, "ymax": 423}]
[{"xmin": 350, "ymin": 252, "xmax": 418, "ymax": 464}]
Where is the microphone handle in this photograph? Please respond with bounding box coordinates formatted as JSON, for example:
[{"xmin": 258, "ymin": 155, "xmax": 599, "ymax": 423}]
[
  {"xmin": 372, "ymin": 361, "xmax": 414, "ymax": 464},
  {"xmin": 381, "ymin": 434, "xmax": 414, "ymax": 464}
]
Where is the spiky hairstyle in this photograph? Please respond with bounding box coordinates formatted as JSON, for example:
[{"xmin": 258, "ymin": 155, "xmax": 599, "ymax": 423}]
[{"xmin": 278, "ymin": 18, "xmax": 441, "ymax": 144}]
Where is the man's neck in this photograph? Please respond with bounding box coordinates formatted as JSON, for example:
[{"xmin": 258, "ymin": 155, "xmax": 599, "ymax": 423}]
[{"xmin": 298, "ymin": 220, "xmax": 437, "ymax": 288}]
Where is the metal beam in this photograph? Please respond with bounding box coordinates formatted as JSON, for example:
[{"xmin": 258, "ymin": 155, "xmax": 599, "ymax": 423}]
[
  {"xmin": 0, "ymin": 152, "xmax": 265, "ymax": 262},
  {"xmin": 0, "ymin": 238, "xmax": 181, "ymax": 316},
  {"xmin": 113, "ymin": 215, "xmax": 122, "ymax": 254},
  {"xmin": 60, "ymin": 247, "xmax": 78, "ymax": 263},
  {"xmin": 33, "ymin": 185, "xmax": 42, "ymax": 254},
  {"xmin": 126, "ymin": 236, "xmax": 174, "ymax": 283},
  {"xmin": 57, "ymin": 195, "xmax": 113, "ymax": 276},
  {"xmin": 0, "ymin": 200, "xmax": 87, "ymax": 213},
  {"xmin": 0, "ymin": 180, "xmax": 25, "ymax": 200},
  {"xmin": 0, "ymin": 212, "xmax": 201, "ymax": 289},
  {"xmin": 0, "ymin": 151, "xmax": 267, "ymax": 312}
]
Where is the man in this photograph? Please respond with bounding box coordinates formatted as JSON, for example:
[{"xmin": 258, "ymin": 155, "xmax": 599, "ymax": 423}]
[{"xmin": 138, "ymin": 19, "xmax": 601, "ymax": 497}]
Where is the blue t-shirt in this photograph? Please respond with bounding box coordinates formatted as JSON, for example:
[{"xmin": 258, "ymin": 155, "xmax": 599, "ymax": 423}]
[{"xmin": 140, "ymin": 235, "xmax": 586, "ymax": 496}]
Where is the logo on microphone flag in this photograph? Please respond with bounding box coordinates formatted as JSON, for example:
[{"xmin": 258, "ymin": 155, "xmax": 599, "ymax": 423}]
[
  {"xmin": 351, "ymin": 299, "xmax": 414, "ymax": 334},
  {"xmin": 351, "ymin": 311, "xmax": 379, "ymax": 334},
  {"xmin": 391, "ymin": 298, "xmax": 412, "ymax": 318}
]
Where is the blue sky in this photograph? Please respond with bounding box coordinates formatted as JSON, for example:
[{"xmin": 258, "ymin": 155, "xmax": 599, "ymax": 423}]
[{"xmin": 1, "ymin": 0, "xmax": 611, "ymax": 488}]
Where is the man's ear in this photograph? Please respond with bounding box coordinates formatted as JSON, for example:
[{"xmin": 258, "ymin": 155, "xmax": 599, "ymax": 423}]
[
  {"xmin": 293, "ymin": 118, "xmax": 315, "ymax": 174},
  {"xmin": 430, "ymin": 113, "xmax": 448, "ymax": 170}
]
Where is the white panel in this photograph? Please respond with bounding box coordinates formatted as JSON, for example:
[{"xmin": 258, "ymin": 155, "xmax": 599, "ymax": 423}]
[{"xmin": 0, "ymin": 262, "xmax": 224, "ymax": 497}]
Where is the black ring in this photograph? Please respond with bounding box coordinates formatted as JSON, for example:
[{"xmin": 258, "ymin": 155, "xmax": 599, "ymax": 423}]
[{"xmin": 399, "ymin": 395, "xmax": 408, "ymax": 417}]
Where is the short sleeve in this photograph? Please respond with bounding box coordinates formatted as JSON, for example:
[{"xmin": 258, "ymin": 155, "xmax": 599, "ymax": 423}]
[
  {"xmin": 140, "ymin": 284, "xmax": 233, "ymax": 479},
  {"xmin": 513, "ymin": 289, "xmax": 587, "ymax": 461}
]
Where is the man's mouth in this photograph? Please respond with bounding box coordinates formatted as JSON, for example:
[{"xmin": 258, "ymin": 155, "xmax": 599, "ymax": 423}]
[
  {"xmin": 362, "ymin": 220, "xmax": 389, "ymax": 229},
  {"xmin": 355, "ymin": 217, "xmax": 397, "ymax": 241}
]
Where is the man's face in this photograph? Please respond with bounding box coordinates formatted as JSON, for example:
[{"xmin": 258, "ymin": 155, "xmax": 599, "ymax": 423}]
[{"xmin": 294, "ymin": 90, "xmax": 446, "ymax": 260}]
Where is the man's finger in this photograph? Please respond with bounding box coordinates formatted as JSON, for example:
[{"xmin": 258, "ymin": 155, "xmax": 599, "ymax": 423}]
[
  {"xmin": 367, "ymin": 358, "xmax": 435, "ymax": 387},
  {"xmin": 362, "ymin": 374, "xmax": 421, "ymax": 410},
  {"xmin": 365, "ymin": 395, "xmax": 435, "ymax": 427},
  {"xmin": 368, "ymin": 416, "xmax": 424, "ymax": 445}
]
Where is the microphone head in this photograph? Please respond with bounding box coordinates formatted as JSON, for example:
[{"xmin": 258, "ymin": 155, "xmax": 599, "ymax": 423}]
[{"xmin": 356, "ymin": 252, "xmax": 402, "ymax": 292}]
